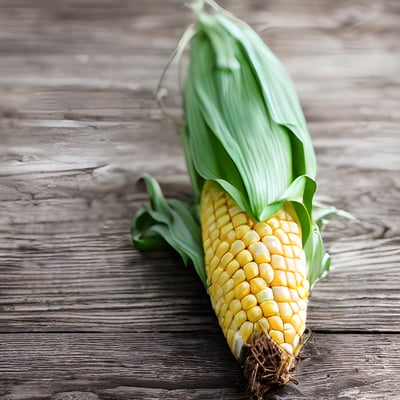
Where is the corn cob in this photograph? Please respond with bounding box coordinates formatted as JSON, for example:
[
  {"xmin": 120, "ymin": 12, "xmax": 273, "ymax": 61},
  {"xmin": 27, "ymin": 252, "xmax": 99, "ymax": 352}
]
[
  {"xmin": 131, "ymin": 1, "xmax": 343, "ymax": 397},
  {"xmin": 201, "ymin": 180, "xmax": 308, "ymax": 394}
]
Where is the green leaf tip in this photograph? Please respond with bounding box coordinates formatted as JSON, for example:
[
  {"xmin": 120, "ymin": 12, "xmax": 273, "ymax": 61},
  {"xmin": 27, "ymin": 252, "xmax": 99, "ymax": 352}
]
[
  {"xmin": 131, "ymin": 175, "xmax": 207, "ymax": 287},
  {"xmin": 183, "ymin": 4, "xmax": 317, "ymax": 223}
]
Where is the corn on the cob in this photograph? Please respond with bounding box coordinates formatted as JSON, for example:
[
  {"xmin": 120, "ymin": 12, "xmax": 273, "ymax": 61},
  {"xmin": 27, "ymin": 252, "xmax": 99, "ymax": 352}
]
[
  {"xmin": 201, "ymin": 180, "xmax": 308, "ymax": 355},
  {"xmin": 131, "ymin": 1, "xmax": 344, "ymax": 397},
  {"xmin": 201, "ymin": 180, "xmax": 308, "ymax": 394}
]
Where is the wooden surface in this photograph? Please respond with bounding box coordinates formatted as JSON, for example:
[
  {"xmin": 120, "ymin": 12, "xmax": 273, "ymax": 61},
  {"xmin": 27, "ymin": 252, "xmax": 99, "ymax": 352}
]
[{"xmin": 1, "ymin": 0, "xmax": 399, "ymax": 399}]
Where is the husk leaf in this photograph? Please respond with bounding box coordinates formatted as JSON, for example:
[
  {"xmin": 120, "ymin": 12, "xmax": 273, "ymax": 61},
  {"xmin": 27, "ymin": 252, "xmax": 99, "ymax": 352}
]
[{"xmin": 132, "ymin": 2, "xmax": 341, "ymax": 288}]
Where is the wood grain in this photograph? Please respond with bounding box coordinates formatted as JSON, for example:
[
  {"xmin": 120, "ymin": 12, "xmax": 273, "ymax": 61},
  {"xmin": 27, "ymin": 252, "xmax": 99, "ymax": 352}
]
[
  {"xmin": 0, "ymin": 0, "xmax": 399, "ymax": 399},
  {"xmin": 0, "ymin": 333, "xmax": 399, "ymax": 399}
]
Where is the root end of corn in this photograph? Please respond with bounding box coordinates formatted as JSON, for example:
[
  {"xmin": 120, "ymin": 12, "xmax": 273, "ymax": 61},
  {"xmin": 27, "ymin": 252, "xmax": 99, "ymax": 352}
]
[{"xmin": 241, "ymin": 333, "xmax": 297, "ymax": 399}]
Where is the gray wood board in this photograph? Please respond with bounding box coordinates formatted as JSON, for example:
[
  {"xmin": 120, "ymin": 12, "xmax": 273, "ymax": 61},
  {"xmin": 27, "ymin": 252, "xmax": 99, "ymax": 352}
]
[
  {"xmin": 1, "ymin": 0, "xmax": 399, "ymax": 399},
  {"xmin": 0, "ymin": 333, "xmax": 399, "ymax": 400}
]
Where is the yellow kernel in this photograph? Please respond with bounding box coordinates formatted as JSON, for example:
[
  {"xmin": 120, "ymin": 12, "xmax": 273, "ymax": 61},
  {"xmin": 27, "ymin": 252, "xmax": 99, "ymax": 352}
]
[
  {"xmin": 241, "ymin": 294, "xmax": 257, "ymax": 311},
  {"xmin": 262, "ymin": 236, "xmax": 283, "ymax": 254},
  {"xmin": 271, "ymin": 270, "xmax": 287, "ymax": 287},
  {"xmin": 235, "ymin": 225, "xmax": 250, "ymax": 239},
  {"xmin": 292, "ymin": 245, "xmax": 302, "ymax": 258},
  {"xmin": 282, "ymin": 221, "xmax": 291, "ymax": 232},
  {"xmin": 239, "ymin": 321, "xmax": 254, "ymax": 343},
  {"xmin": 223, "ymin": 278, "xmax": 235, "ymax": 294},
  {"xmin": 260, "ymin": 300, "xmax": 279, "ymax": 317},
  {"xmin": 275, "ymin": 229, "xmax": 290, "ymax": 244},
  {"xmin": 254, "ymin": 322, "xmax": 262, "ymax": 333},
  {"xmin": 293, "ymin": 334, "xmax": 300, "ymax": 352},
  {"xmin": 242, "ymin": 230, "xmax": 260, "ymax": 247},
  {"xmin": 203, "ymin": 237, "xmax": 211, "ymax": 251},
  {"xmin": 227, "ymin": 328, "xmax": 235, "ymax": 350},
  {"xmin": 283, "ymin": 245, "xmax": 294, "ymax": 258},
  {"xmin": 269, "ymin": 330, "xmax": 284, "ymax": 344},
  {"xmin": 243, "ymin": 262, "xmax": 259, "ymax": 280},
  {"xmin": 280, "ymin": 343, "xmax": 293, "ymax": 354},
  {"xmin": 208, "ymin": 284, "xmax": 216, "ymax": 299},
  {"xmin": 286, "ymin": 258, "xmax": 296, "ymax": 272},
  {"xmin": 215, "ymin": 204, "xmax": 228, "ymax": 218},
  {"xmin": 234, "ymin": 310, "xmax": 247, "ymax": 328},
  {"xmin": 230, "ymin": 320, "xmax": 238, "ymax": 332},
  {"xmin": 205, "ymin": 247, "xmax": 213, "ymax": 265},
  {"xmin": 298, "ymin": 286, "xmax": 308, "ymax": 300},
  {"xmin": 228, "ymin": 206, "xmax": 242, "ymax": 217},
  {"xmin": 214, "ymin": 196, "xmax": 226, "ymax": 210},
  {"xmin": 208, "ymin": 255, "xmax": 219, "ymax": 273},
  {"xmin": 284, "ymin": 323, "xmax": 297, "ymax": 345},
  {"xmin": 289, "ymin": 221, "xmax": 300, "ymax": 234},
  {"xmin": 223, "ymin": 310, "xmax": 234, "ymax": 329},
  {"xmin": 232, "ymin": 269, "xmax": 245, "ymax": 285},
  {"xmin": 220, "ymin": 222, "xmax": 234, "ymax": 239},
  {"xmin": 218, "ymin": 271, "xmax": 229, "ymax": 286},
  {"xmin": 248, "ymin": 242, "xmax": 270, "ymax": 263},
  {"xmin": 226, "ymin": 259, "xmax": 240, "ymax": 276},
  {"xmin": 259, "ymin": 263, "xmax": 274, "ymax": 284},
  {"xmin": 278, "ymin": 302, "xmax": 293, "ymax": 323},
  {"xmin": 232, "ymin": 213, "xmax": 247, "ymax": 228},
  {"xmin": 225, "ymin": 289, "xmax": 235, "ymax": 304},
  {"xmin": 216, "ymin": 241, "xmax": 229, "ymax": 259},
  {"xmin": 272, "ymin": 286, "xmax": 291, "ymax": 302},
  {"xmin": 295, "ymin": 272, "xmax": 304, "ymax": 285},
  {"xmin": 230, "ymin": 240, "xmax": 245, "ymax": 256},
  {"xmin": 229, "ymin": 299, "xmax": 242, "ymax": 315},
  {"xmin": 286, "ymin": 272, "xmax": 297, "ymax": 289},
  {"xmin": 290, "ymin": 289, "xmax": 299, "ymax": 301},
  {"xmin": 298, "ymin": 322, "xmax": 305, "ymax": 337},
  {"xmin": 217, "ymin": 284, "xmax": 224, "ymax": 300},
  {"xmin": 254, "ymin": 222, "xmax": 273, "ymax": 237},
  {"xmin": 211, "ymin": 267, "xmax": 223, "ymax": 283},
  {"xmin": 234, "ymin": 281, "xmax": 251, "ymax": 300},
  {"xmin": 250, "ymin": 277, "xmax": 267, "ymax": 294},
  {"xmin": 298, "ymin": 300, "xmax": 307, "ymax": 311},
  {"xmin": 215, "ymin": 297, "xmax": 224, "ymax": 314},
  {"xmin": 206, "ymin": 220, "xmax": 216, "ymax": 233},
  {"xmin": 299, "ymin": 310, "xmax": 307, "ymax": 322},
  {"xmin": 236, "ymin": 249, "xmax": 253, "ymax": 266},
  {"xmin": 247, "ymin": 306, "xmax": 263, "ymax": 323},
  {"xmin": 262, "ymin": 236, "xmax": 283, "ymax": 255},
  {"xmin": 291, "ymin": 314, "xmax": 302, "ymax": 332},
  {"xmin": 220, "ymin": 252, "xmax": 234, "ymax": 269},
  {"xmin": 289, "ymin": 233, "xmax": 302, "ymax": 247},
  {"xmin": 210, "ymin": 229, "xmax": 219, "ymax": 243},
  {"xmin": 256, "ymin": 288, "xmax": 274, "ymax": 303},
  {"xmin": 268, "ymin": 315, "xmax": 284, "ymax": 331},
  {"xmin": 217, "ymin": 214, "xmax": 230, "ymax": 229},
  {"xmin": 271, "ymin": 254, "xmax": 287, "ymax": 271},
  {"xmin": 256, "ymin": 317, "xmax": 270, "ymax": 332},
  {"xmin": 220, "ymin": 303, "xmax": 228, "ymax": 318},
  {"xmin": 226, "ymin": 230, "xmax": 236, "ymax": 242},
  {"xmin": 277, "ymin": 209, "xmax": 289, "ymax": 220},
  {"xmin": 267, "ymin": 217, "xmax": 280, "ymax": 229},
  {"xmin": 290, "ymin": 302, "xmax": 300, "ymax": 313}
]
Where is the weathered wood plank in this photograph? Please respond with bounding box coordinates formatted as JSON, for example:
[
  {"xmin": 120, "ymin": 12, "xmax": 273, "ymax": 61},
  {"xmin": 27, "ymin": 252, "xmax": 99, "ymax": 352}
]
[
  {"xmin": 0, "ymin": 0, "xmax": 399, "ymax": 399},
  {"xmin": 1, "ymin": 231, "xmax": 399, "ymax": 333},
  {"xmin": 0, "ymin": 332, "xmax": 399, "ymax": 399}
]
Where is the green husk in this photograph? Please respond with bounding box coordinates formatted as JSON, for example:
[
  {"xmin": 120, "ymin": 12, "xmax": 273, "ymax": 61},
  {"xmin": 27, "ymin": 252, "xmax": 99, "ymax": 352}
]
[{"xmin": 132, "ymin": 1, "xmax": 339, "ymax": 288}]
